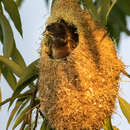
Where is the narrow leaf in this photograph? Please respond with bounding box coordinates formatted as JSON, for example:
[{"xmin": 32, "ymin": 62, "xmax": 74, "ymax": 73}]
[
  {"xmin": 0, "ymin": 63, "xmax": 2, "ymax": 109},
  {"xmin": 106, "ymin": 0, "xmax": 117, "ymax": 21},
  {"xmin": 12, "ymin": 106, "xmax": 30, "ymax": 130},
  {"xmin": 40, "ymin": 120, "xmax": 50, "ymax": 130},
  {"xmin": 15, "ymin": 97, "xmax": 30, "ymax": 118},
  {"xmin": 0, "ymin": 56, "xmax": 22, "ymax": 77},
  {"xmin": 9, "ymin": 86, "xmax": 34, "ymax": 109},
  {"xmin": 0, "ymin": 30, "xmax": 25, "ymax": 68},
  {"xmin": 11, "ymin": 45, "xmax": 26, "ymax": 70},
  {"xmin": 0, "ymin": 25, "xmax": 3, "ymax": 42},
  {"xmin": 103, "ymin": 117, "xmax": 113, "ymax": 130},
  {"xmin": 0, "ymin": 13, "xmax": 14, "ymax": 57},
  {"xmin": 6, "ymin": 99, "xmax": 23, "ymax": 130},
  {"xmin": 118, "ymin": 96, "xmax": 130, "ymax": 123},
  {"xmin": 0, "ymin": 89, "xmax": 32, "ymax": 107},
  {"xmin": 97, "ymin": 0, "xmax": 111, "ymax": 25},
  {"xmin": 2, "ymin": 0, "xmax": 23, "ymax": 36},
  {"xmin": 2, "ymin": 67, "xmax": 17, "ymax": 91},
  {"xmin": 24, "ymin": 121, "xmax": 35, "ymax": 130},
  {"xmin": 107, "ymin": 5, "xmax": 126, "ymax": 46},
  {"xmin": 12, "ymin": 59, "xmax": 39, "ymax": 98},
  {"xmin": 0, "ymin": 2, "xmax": 3, "ymax": 13},
  {"xmin": 40, "ymin": 121, "xmax": 46, "ymax": 130},
  {"xmin": 0, "ymin": 88, "xmax": 2, "ymax": 109},
  {"xmin": 24, "ymin": 125, "xmax": 29, "ymax": 130},
  {"xmin": 51, "ymin": 0, "xmax": 56, "ymax": 9},
  {"xmin": 82, "ymin": 0, "xmax": 98, "ymax": 20},
  {"xmin": 16, "ymin": 0, "xmax": 24, "ymax": 8},
  {"xmin": 0, "ymin": 96, "xmax": 17, "ymax": 107},
  {"xmin": 117, "ymin": 0, "xmax": 130, "ymax": 16}
]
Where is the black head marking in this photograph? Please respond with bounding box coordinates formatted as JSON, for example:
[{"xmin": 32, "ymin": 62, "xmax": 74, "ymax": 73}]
[{"xmin": 46, "ymin": 23, "xmax": 66, "ymax": 39}]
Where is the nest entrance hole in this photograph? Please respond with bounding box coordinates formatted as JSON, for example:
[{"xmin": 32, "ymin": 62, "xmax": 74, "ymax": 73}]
[
  {"xmin": 59, "ymin": 19, "xmax": 79, "ymax": 45},
  {"xmin": 45, "ymin": 19, "xmax": 79, "ymax": 59}
]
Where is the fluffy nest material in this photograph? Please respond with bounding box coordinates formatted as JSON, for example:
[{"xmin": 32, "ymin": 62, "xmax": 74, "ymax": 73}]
[{"xmin": 38, "ymin": 0, "xmax": 124, "ymax": 129}]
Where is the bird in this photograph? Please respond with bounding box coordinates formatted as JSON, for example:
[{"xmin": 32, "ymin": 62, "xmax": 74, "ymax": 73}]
[{"xmin": 43, "ymin": 20, "xmax": 78, "ymax": 59}]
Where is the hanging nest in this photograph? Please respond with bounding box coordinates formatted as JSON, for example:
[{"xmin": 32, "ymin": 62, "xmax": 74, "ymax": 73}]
[{"xmin": 38, "ymin": 0, "xmax": 124, "ymax": 129}]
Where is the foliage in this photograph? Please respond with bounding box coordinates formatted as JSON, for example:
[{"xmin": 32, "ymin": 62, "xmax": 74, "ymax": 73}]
[{"xmin": 0, "ymin": 0, "xmax": 129, "ymax": 129}]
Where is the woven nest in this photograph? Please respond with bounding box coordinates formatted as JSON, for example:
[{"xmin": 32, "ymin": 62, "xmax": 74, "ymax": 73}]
[{"xmin": 38, "ymin": 0, "xmax": 124, "ymax": 129}]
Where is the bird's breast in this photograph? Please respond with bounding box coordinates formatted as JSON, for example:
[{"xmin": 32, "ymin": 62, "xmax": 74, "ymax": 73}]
[{"xmin": 52, "ymin": 43, "xmax": 72, "ymax": 59}]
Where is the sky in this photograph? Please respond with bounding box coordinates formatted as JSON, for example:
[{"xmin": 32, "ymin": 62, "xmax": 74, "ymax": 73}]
[{"xmin": 0, "ymin": 0, "xmax": 130, "ymax": 129}]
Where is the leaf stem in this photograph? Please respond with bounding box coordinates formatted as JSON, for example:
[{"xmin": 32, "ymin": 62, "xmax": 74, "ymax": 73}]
[{"xmin": 122, "ymin": 70, "xmax": 130, "ymax": 78}]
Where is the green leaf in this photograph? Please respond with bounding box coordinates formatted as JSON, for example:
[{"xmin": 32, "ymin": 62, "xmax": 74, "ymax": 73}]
[
  {"xmin": 106, "ymin": 0, "xmax": 117, "ymax": 21},
  {"xmin": 0, "ymin": 89, "xmax": 31, "ymax": 107},
  {"xmin": 15, "ymin": 97, "xmax": 30, "ymax": 118},
  {"xmin": 0, "ymin": 13, "xmax": 14, "ymax": 57},
  {"xmin": 2, "ymin": 0, "xmax": 23, "ymax": 36},
  {"xmin": 0, "ymin": 87, "xmax": 2, "ymax": 109},
  {"xmin": 40, "ymin": 121, "xmax": 46, "ymax": 130},
  {"xmin": 81, "ymin": 0, "xmax": 98, "ymax": 20},
  {"xmin": 0, "ymin": 2, "xmax": 3, "ymax": 13},
  {"xmin": 107, "ymin": 5, "xmax": 126, "ymax": 46},
  {"xmin": 118, "ymin": 96, "xmax": 130, "ymax": 123},
  {"xmin": 6, "ymin": 99, "xmax": 23, "ymax": 130},
  {"xmin": 12, "ymin": 106, "xmax": 30, "ymax": 130},
  {"xmin": 24, "ymin": 126, "xmax": 28, "ymax": 130},
  {"xmin": 12, "ymin": 59, "xmax": 39, "ymax": 98},
  {"xmin": 0, "ymin": 25, "xmax": 25, "ymax": 68},
  {"xmin": 9, "ymin": 60, "xmax": 39, "ymax": 108},
  {"xmin": 24, "ymin": 121, "xmax": 35, "ymax": 130},
  {"xmin": 0, "ymin": 56, "xmax": 23, "ymax": 77},
  {"xmin": 40, "ymin": 120, "xmax": 50, "ymax": 130},
  {"xmin": 2, "ymin": 67, "xmax": 17, "ymax": 90},
  {"xmin": 97, "ymin": 0, "xmax": 111, "ymax": 25},
  {"xmin": 0, "ymin": 96, "xmax": 15, "ymax": 107},
  {"xmin": 117, "ymin": 0, "xmax": 130, "ymax": 16},
  {"xmin": 34, "ymin": 98, "xmax": 40, "ymax": 106},
  {"xmin": 0, "ymin": 3, "xmax": 3, "ymax": 42},
  {"xmin": 103, "ymin": 117, "xmax": 113, "ymax": 130},
  {"xmin": 0, "ymin": 64, "xmax": 2, "ymax": 109},
  {"xmin": 0, "ymin": 25, "xmax": 3, "ymax": 42},
  {"xmin": 51, "ymin": 0, "xmax": 56, "ymax": 9},
  {"xmin": 11, "ymin": 45, "xmax": 26, "ymax": 70},
  {"xmin": 16, "ymin": 0, "xmax": 24, "ymax": 8}
]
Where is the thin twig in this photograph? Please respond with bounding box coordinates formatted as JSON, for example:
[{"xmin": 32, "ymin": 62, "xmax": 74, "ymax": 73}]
[
  {"xmin": 122, "ymin": 70, "xmax": 130, "ymax": 78},
  {"xmin": 106, "ymin": 0, "xmax": 117, "ymax": 21}
]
